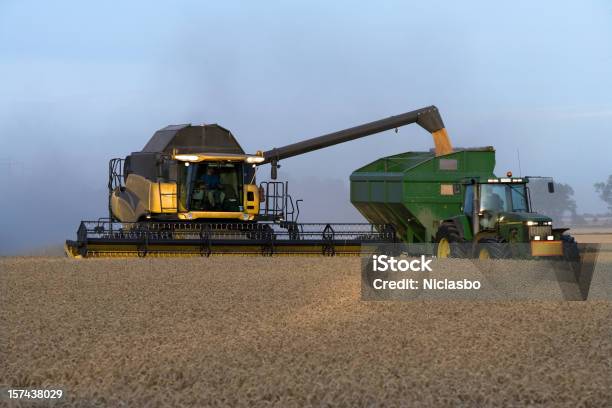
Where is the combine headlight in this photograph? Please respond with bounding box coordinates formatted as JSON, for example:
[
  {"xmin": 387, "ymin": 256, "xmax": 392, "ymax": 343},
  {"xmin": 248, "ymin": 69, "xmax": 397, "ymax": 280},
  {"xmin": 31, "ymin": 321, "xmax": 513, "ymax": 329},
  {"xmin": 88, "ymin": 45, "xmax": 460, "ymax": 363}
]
[
  {"xmin": 501, "ymin": 178, "xmax": 511, "ymax": 182},
  {"xmin": 487, "ymin": 179, "xmax": 499, "ymax": 183},
  {"xmin": 175, "ymin": 154, "xmax": 199, "ymax": 162},
  {"xmin": 547, "ymin": 235, "xmax": 554, "ymax": 241},
  {"xmin": 546, "ymin": 221, "xmax": 552, "ymax": 226},
  {"xmin": 534, "ymin": 236, "xmax": 541, "ymax": 241},
  {"xmin": 526, "ymin": 221, "xmax": 537, "ymax": 226},
  {"xmin": 246, "ymin": 156, "xmax": 265, "ymax": 164}
]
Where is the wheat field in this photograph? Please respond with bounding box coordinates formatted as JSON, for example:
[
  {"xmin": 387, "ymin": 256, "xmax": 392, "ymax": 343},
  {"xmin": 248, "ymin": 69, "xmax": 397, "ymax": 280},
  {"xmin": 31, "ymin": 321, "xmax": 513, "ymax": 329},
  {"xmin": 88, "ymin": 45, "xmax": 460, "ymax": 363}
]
[{"xmin": 1, "ymin": 256, "xmax": 611, "ymax": 407}]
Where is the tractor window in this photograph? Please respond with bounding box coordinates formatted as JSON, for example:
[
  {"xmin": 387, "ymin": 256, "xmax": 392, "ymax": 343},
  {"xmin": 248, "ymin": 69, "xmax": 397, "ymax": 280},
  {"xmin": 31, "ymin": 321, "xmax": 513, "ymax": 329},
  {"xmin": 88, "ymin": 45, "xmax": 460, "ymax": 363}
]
[
  {"xmin": 463, "ymin": 185, "xmax": 473, "ymax": 216},
  {"xmin": 510, "ymin": 184, "xmax": 529, "ymax": 212},
  {"xmin": 480, "ymin": 183, "xmax": 529, "ymax": 213},
  {"xmin": 480, "ymin": 184, "xmax": 511, "ymax": 212}
]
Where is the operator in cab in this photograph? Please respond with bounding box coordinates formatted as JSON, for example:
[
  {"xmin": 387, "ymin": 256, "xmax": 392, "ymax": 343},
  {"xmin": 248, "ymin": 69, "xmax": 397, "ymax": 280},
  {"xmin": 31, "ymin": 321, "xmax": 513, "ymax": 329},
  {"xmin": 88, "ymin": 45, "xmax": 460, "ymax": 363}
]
[
  {"xmin": 480, "ymin": 191, "xmax": 505, "ymax": 229},
  {"xmin": 201, "ymin": 166, "xmax": 225, "ymax": 209}
]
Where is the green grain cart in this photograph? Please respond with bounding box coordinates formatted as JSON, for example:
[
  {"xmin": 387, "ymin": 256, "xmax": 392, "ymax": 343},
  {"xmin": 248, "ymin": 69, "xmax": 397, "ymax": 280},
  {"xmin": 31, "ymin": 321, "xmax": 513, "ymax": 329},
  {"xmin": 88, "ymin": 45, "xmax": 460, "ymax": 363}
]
[{"xmin": 350, "ymin": 147, "xmax": 579, "ymax": 261}]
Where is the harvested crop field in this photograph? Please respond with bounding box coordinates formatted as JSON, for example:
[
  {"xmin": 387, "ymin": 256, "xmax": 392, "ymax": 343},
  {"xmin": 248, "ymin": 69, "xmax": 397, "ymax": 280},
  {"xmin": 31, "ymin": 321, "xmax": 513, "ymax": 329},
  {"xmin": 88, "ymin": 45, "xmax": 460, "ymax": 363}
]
[
  {"xmin": 1, "ymin": 257, "xmax": 611, "ymax": 407},
  {"xmin": 573, "ymin": 229, "xmax": 612, "ymax": 244}
]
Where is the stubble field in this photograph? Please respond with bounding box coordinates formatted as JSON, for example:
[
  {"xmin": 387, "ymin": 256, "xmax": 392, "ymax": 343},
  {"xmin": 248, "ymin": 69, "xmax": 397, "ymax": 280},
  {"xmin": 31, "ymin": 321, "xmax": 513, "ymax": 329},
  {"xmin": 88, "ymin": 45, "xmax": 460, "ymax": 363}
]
[{"xmin": 1, "ymin": 256, "xmax": 611, "ymax": 407}]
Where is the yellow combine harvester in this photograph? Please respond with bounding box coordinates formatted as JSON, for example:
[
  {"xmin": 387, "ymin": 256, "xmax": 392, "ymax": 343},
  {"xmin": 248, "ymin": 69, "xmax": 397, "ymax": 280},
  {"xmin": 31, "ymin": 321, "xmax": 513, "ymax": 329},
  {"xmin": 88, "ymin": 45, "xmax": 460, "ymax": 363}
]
[{"xmin": 65, "ymin": 106, "xmax": 450, "ymax": 257}]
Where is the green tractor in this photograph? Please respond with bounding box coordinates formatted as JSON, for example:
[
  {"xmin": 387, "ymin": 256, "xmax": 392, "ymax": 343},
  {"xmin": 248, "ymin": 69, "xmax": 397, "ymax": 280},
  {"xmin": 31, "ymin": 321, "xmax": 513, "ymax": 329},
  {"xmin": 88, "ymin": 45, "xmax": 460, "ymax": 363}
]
[{"xmin": 350, "ymin": 147, "xmax": 579, "ymax": 262}]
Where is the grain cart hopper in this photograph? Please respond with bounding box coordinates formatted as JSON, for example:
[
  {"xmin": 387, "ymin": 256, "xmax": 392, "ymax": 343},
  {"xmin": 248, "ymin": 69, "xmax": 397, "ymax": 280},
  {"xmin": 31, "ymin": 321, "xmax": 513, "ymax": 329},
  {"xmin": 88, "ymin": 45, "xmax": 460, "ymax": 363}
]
[
  {"xmin": 66, "ymin": 106, "xmax": 451, "ymax": 257},
  {"xmin": 350, "ymin": 149, "xmax": 579, "ymax": 262}
]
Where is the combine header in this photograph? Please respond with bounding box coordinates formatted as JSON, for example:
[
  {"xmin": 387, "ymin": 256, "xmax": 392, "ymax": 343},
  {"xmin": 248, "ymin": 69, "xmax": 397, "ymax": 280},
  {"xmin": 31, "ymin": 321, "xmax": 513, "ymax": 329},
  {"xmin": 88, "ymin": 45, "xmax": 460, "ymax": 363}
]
[
  {"xmin": 66, "ymin": 221, "xmax": 395, "ymax": 257},
  {"xmin": 66, "ymin": 105, "xmax": 579, "ymax": 264}
]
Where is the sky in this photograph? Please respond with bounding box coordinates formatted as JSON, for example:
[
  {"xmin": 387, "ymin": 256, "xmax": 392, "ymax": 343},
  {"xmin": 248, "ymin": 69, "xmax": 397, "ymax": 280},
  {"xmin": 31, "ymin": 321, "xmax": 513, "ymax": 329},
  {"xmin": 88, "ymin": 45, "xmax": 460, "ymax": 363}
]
[{"xmin": 0, "ymin": 0, "xmax": 611, "ymax": 254}]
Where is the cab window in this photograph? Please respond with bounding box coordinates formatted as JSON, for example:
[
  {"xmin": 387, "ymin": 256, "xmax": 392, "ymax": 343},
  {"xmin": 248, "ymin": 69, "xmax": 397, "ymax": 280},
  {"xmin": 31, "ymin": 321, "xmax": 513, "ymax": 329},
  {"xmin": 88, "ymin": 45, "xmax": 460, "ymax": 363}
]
[
  {"xmin": 463, "ymin": 185, "xmax": 473, "ymax": 216},
  {"xmin": 479, "ymin": 183, "xmax": 529, "ymax": 213},
  {"xmin": 510, "ymin": 185, "xmax": 528, "ymax": 212},
  {"xmin": 178, "ymin": 162, "xmax": 244, "ymax": 212}
]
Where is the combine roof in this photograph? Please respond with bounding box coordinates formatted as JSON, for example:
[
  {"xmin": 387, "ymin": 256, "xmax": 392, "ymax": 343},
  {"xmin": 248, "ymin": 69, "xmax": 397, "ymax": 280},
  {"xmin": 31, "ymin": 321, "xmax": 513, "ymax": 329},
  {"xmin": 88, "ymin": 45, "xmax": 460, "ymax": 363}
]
[{"xmin": 141, "ymin": 124, "xmax": 245, "ymax": 154}]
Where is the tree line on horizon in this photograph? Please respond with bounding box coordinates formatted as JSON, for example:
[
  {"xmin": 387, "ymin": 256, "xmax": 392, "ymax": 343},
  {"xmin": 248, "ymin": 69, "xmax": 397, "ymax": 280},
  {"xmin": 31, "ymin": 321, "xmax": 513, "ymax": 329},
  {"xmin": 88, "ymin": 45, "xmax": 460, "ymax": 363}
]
[{"xmin": 529, "ymin": 174, "xmax": 612, "ymax": 226}]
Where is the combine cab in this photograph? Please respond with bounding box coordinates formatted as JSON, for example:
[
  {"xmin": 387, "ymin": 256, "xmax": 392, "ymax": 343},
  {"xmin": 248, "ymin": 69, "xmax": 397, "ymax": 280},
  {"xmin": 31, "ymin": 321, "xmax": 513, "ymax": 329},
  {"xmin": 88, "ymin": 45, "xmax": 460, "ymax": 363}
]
[{"xmin": 108, "ymin": 124, "xmax": 265, "ymax": 223}]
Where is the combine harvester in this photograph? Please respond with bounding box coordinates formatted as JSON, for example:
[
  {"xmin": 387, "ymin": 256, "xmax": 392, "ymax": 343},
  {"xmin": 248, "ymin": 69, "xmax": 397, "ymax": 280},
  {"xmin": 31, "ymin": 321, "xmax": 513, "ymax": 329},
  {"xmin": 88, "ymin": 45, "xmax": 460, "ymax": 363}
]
[{"xmin": 65, "ymin": 106, "xmax": 579, "ymax": 263}]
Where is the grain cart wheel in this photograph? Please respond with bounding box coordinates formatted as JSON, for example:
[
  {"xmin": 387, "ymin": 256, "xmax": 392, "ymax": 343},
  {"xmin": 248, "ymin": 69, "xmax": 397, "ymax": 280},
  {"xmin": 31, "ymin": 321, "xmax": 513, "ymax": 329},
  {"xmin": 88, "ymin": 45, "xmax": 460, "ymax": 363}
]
[
  {"xmin": 561, "ymin": 234, "xmax": 581, "ymax": 274},
  {"xmin": 435, "ymin": 223, "xmax": 466, "ymax": 258},
  {"xmin": 477, "ymin": 237, "xmax": 511, "ymax": 259}
]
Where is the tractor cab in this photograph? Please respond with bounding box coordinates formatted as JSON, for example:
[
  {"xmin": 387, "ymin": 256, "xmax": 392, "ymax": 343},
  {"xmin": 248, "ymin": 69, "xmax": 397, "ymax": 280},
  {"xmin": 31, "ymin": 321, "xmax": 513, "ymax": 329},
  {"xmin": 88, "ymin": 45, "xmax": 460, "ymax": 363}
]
[
  {"xmin": 463, "ymin": 176, "xmax": 563, "ymax": 257},
  {"xmin": 463, "ymin": 177, "xmax": 544, "ymax": 230},
  {"xmin": 464, "ymin": 177, "xmax": 529, "ymax": 212}
]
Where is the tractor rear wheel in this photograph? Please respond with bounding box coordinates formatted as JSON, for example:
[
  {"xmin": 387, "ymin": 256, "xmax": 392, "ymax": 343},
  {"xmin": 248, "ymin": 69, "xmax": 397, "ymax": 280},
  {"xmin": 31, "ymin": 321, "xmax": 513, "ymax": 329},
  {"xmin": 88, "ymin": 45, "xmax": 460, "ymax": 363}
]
[
  {"xmin": 435, "ymin": 223, "xmax": 467, "ymax": 258},
  {"xmin": 477, "ymin": 237, "xmax": 511, "ymax": 259},
  {"xmin": 561, "ymin": 234, "xmax": 580, "ymax": 274}
]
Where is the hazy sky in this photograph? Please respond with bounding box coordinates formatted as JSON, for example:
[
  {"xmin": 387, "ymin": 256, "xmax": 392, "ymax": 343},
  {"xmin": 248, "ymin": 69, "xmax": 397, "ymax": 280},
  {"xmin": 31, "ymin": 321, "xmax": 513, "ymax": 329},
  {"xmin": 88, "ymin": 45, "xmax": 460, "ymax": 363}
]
[{"xmin": 1, "ymin": 0, "xmax": 611, "ymax": 253}]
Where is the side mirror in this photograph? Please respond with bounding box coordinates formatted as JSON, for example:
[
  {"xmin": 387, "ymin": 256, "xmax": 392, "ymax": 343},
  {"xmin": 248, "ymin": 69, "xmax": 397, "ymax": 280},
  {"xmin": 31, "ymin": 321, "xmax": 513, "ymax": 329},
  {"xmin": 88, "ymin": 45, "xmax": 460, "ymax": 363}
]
[
  {"xmin": 270, "ymin": 160, "xmax": 280, "ymax": 180},
  {"xmin": 547, "ymin": 181, "xmax": 555, "ymax": 193}
]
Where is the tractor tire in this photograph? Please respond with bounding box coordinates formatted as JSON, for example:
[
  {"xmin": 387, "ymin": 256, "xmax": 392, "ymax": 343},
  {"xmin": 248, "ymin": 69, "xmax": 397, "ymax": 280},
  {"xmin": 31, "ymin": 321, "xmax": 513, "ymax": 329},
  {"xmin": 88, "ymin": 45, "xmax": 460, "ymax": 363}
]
[
  {"xmin": 477, "ymin": 237, "xmax": 511, "ymax": 259},
  {"xmin": 561, "ymin": 234, "xmax": 581, "ymax": 275},
  {"xmin": 435, "ymin": 223, "xmax": 467, "ymax": 258}
]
